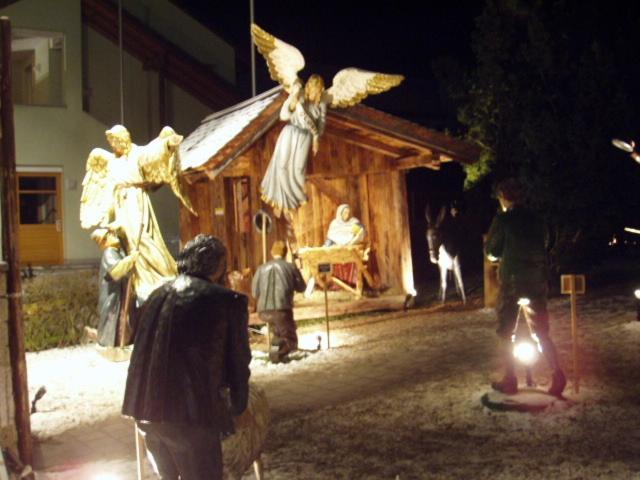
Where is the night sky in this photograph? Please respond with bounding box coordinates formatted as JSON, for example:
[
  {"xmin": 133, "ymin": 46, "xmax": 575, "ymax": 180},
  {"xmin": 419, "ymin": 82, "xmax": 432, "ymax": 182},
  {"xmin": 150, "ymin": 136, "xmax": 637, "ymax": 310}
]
[
  {"xmin": 173, "ymin": 0, "xmax": 483, "ymax": 125},
  {"xmin": 172, "ymin": 0, "xmax": 640, "ymax": 274}
]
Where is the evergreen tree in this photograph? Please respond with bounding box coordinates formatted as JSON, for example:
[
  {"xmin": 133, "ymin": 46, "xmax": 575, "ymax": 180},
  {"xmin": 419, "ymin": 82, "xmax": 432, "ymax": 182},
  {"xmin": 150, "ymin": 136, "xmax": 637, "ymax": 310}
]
[{"xmin": 436, "ymin": 0, "xmax": 640, "ymax": 271}]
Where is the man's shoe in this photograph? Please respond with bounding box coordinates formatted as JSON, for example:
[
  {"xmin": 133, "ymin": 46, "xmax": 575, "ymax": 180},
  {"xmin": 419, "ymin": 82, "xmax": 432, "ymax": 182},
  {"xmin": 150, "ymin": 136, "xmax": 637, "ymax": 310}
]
[
  {"xmin": 491, "ymin": 375, "xmax": 518, "ymax": 395},
  {"xmin": 548, "ymin": 369, "xmax": 566, "ymax": 397}
]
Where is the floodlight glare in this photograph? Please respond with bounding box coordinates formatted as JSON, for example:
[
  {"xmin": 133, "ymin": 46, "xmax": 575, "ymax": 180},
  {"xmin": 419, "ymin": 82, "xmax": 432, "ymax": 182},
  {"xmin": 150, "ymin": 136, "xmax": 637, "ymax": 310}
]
[
  {"xmin": 513, "ymin": 340, "xmax": 538, "ymax": 365},
  {"xmin": 517, "ymin": 297, "xmax": 530, "ymax": 306},
  {"xmin": 634, "ymin": 289, "xmax": 640, "ymax": 300}
]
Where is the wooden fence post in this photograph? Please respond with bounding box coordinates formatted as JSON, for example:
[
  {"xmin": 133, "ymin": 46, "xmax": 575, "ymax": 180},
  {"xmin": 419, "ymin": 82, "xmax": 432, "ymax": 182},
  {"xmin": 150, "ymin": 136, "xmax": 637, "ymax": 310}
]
[{"xmin": 0, "ymin": 16, "xmax": 33, "ymax": 471}]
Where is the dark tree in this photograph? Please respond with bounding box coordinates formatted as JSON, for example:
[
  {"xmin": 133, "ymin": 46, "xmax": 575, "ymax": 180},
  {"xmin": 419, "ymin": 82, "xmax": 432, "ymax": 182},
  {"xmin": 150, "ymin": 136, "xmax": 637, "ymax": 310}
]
[{"xmin": 436, "ymin": 0, "xmax": 640, "ymax": 272}]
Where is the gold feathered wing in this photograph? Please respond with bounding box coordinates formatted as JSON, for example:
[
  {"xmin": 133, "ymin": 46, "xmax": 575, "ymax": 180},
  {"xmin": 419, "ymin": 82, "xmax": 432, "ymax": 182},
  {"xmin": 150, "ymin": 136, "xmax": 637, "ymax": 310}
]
[
  {"xmin": 324, "ymin": 68, "xmax": 404, "ymax": 108},
  {"xmin": 251, "ymin": 23, "xmax": 305, "ymax": 92},
  {"xmin": 80, "ymin": 147, "xmax": 115, "ymax": 229},
  {"xmin": 138, "ymin": 128, "xmax": 197, "ymax": 216}
]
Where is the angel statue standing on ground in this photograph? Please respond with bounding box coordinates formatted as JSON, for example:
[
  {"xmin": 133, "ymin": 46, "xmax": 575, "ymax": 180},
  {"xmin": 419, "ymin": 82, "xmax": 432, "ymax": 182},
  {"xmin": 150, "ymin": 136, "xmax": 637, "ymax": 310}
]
[
  {"xmin": 81, "ymin": 125, "xmax": 196, "ymax": 305},
  {"xmin": 251, "ymin": 23, "xmax": 404, "ymax": 245}
]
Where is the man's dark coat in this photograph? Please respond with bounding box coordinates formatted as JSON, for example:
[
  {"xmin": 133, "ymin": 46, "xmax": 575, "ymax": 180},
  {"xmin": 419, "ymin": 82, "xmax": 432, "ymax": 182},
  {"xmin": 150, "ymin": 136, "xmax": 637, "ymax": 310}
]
[{"xmin": 122, "ymin": 274, "xmax": 251, "ymax": 429}]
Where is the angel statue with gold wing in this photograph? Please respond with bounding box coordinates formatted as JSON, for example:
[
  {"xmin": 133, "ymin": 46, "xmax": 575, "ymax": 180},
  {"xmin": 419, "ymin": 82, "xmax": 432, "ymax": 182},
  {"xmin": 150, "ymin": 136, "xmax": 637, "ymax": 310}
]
[
  {"xmin": 251, "ymin": 23, "xmax": 404, "ymax": 217},
  {"xmin": 81, "ymin": 125, "xmax": 196, "ymax": 304}
]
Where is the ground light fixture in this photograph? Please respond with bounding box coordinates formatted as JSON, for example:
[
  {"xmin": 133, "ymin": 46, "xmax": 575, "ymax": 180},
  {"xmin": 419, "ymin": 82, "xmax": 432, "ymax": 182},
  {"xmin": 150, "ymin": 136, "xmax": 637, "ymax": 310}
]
[
  {"xmin": 511, "ymin": 298, "xmax": 543, "ymax": 367},
  {"xmin": 512, "ymin": 334, "xmax": 542, "ymax": 366}
]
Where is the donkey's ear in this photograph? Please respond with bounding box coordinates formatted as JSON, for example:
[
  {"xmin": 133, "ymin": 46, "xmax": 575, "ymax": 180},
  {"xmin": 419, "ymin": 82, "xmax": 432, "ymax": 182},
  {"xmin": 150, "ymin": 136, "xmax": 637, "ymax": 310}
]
[
  {"xmin": 436, "ymin": 205, "xmax": 447, "ymax": 226},
  {"xmin": 425, "ymin": 205, "xmax": 432, "ymax": 223}
]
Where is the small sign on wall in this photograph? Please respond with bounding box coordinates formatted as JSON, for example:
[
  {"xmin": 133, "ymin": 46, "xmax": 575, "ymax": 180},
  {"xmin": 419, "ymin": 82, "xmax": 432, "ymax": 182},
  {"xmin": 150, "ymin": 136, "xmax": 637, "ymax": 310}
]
[{"xmin": 214, "ymin": 207, "xmax": 225, "ymax": 217}]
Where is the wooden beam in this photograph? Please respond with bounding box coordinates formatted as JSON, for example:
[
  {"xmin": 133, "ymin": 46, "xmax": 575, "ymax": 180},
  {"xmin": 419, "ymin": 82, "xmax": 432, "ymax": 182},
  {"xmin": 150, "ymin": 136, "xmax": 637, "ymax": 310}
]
[
  {"xmin": 331, "ymin": 105, "xmax": 481, "ymax": 164},
  {"xmin": 81, "ymin": 0, "xmax": 239, "ymax": 110},
  {"xmin": 323, "ymin": 130, "xmax": 403, "ymax": 158},
  {"xmin": 307, "ymin": 177, "xmax": 344, "ymax": 204},
  {"xmin": 306, "ymin": 153, "xmax": 439, "ymax": 178},
  {"xmin": 249, "ymin": 294, "xmax": 407, "ymax": 324},
  {"xmin": 327, "ymin": 114, "xmax": 435, "ymax": 157},
  {"xmin": 392, "ymin": 154, "xmax": 441, "ymax": 170},
  {"xmin": 0, "ymin": 16, "xmax": 33, "ymax": 471}
]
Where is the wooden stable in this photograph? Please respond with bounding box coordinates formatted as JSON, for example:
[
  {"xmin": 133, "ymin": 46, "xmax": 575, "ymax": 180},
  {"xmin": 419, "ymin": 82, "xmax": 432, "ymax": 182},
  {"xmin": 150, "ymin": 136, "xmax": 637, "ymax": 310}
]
[{"xmin": 179, "ymin": 87, "xmax": 479, "ymax": 316}]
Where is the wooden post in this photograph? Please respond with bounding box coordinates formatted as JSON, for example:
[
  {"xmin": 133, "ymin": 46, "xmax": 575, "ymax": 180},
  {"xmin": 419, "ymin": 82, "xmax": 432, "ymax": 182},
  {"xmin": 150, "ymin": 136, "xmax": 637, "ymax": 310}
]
[
  {"xmin": 482, "ymin": 234, "xmax": 500, "ymax": 308},
  {"xmin": 317, "ymin": 267, "xmax": 332, "ymax": 350},
  {"xmin": 324, "ymin": 284, "xmax": 330, "ymax": 349},
  {"xmin": 265, "ymin": 322, "xmax": 271, "ymax": 352},
  {"xmin": 261, "ymin": 219, "xmax": 267, "ymax": 264},
  {"xmin": 569, "ymin": 276, "xmax": 579, "ymax": 394},
  {"xmin": 0, "ymin": 16, "xmax": 34, "ymax": 470},
  {"xmin": 135, "ymin": 424, "xmax": 146, "ymax": 480},
  {"xmin": 561, "ymin": 274, "xmax": 585, "ymax": 395}
]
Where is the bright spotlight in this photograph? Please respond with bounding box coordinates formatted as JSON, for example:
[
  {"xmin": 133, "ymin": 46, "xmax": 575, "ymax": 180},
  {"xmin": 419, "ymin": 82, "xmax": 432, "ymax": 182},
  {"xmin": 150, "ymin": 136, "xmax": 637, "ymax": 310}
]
[
  {"xmin": 634, "ymin": 289, "xmax": 640, "ymax": 300},
  {"xmin": 517, "ymin": 297, "xmax": 530, "ymax": 306},
  {"xmin": 513, "ymin": 341, "xmax": 538, "ymax": 365}
]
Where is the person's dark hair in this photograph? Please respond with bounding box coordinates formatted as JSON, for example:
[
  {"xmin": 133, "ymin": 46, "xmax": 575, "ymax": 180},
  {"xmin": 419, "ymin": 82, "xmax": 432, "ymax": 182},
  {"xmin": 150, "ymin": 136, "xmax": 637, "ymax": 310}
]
[
  {"xmin": 177, "ymin": 234, "xmax": 227, "ymax": 278},
  {"xmin": 495, "ymin": 178, "xmax": 525, "ymax": 204}
]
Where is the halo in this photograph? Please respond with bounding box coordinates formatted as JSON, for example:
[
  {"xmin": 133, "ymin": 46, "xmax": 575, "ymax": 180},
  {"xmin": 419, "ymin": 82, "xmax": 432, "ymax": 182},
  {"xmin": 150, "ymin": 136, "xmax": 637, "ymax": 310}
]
[{"xmin": 253, "ymin": 210, "xmax": 273, "ymax": 234}]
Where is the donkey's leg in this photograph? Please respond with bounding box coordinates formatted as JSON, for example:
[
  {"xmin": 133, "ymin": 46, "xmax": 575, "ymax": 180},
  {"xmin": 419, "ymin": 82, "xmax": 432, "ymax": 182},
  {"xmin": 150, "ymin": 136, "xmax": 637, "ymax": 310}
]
[
  {"xmin": 439, "ymin": 264, "xmax": 448, "ymax": 303},
  {"xmin": 453, "ymin": 256, "xmax": 466, "ymax": 304}
]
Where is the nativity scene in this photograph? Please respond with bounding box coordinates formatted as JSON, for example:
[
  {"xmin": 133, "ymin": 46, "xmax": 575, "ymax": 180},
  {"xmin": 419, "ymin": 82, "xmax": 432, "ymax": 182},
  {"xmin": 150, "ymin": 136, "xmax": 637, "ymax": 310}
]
[{"xmin": 178, "ymin": 24, "xmax": 479, "ymax": 320}]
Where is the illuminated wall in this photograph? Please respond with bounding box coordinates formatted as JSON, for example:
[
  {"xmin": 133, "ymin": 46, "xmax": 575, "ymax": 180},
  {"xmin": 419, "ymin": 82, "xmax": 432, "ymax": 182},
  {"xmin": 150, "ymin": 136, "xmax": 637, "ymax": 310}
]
[{"xmin": 0, "ymin": 0, "xmax": 234, "ymax": 262}]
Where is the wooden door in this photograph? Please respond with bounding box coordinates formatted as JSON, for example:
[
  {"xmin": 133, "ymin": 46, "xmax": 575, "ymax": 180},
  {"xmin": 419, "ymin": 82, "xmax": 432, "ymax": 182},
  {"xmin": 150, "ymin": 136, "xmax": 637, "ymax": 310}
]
[{"xmin": 17, "ymin": 172, "xmax": 64, "ymax": 265}]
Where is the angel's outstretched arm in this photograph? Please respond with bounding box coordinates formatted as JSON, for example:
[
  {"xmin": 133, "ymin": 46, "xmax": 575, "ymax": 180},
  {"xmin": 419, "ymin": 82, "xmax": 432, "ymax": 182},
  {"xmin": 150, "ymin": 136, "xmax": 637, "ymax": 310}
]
[{"xmin": 280, "ymin": 86, "xmax": 301, "ymax": 121}]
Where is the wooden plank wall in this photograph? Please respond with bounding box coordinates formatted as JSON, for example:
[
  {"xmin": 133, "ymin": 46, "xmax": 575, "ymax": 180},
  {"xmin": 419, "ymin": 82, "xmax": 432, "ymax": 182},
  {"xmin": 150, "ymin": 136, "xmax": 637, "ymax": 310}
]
[
  {"xmin": 365, "ymin": 171, "xmax": 410, "ymax": 294},
  {"xmin": 182, "ymin": 124, "xmax": 415, "ymax": 293},
  {"xmin": 179, "ymin": 177, "xmax": 225, "ymax": 245}
]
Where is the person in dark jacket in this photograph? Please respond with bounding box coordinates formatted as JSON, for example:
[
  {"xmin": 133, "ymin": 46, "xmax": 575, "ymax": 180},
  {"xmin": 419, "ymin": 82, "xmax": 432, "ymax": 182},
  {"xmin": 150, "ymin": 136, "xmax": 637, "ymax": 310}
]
[
  {"xmin": 122, "ymin": 234, "xmax": 251, "ymax": 480},
  {"xmin": 252, "ymin": 240, "xmax": 306, "ymax": 362},
  {"xmin": 485, "ymin": 179, "xmax": 566, "ymax": 397}
]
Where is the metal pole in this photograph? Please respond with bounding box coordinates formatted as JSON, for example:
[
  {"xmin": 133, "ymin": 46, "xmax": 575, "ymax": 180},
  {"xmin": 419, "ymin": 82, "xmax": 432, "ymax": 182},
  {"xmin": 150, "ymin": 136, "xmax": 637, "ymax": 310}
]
[
  {"xmin": 249, "ymin": 0, "xmax": 256, "ymax": 97},
  {"xmin": 0, "ymin": 16, "xmax": 33, "ymax": 471},
  {"xmin": 118, "ymin": 0, "xmax": 125, "ymax": 124},
  {"xmin": 324, "ymin": 282, "xmax": 330, "ymax": 349},
  {"xmin": 135, "ymin": 424, "xmax": 146, "ymax": 480},
  {"xmin": 570, "ymin": 276, "xmax": 579, "ymax": 393}
]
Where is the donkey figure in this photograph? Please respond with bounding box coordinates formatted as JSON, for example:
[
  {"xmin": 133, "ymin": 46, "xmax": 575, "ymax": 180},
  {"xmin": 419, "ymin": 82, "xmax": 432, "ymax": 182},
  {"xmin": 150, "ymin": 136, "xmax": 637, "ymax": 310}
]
[{"xmin": 425, "ymin": 204, "xmax": 466, "ymax": 304}]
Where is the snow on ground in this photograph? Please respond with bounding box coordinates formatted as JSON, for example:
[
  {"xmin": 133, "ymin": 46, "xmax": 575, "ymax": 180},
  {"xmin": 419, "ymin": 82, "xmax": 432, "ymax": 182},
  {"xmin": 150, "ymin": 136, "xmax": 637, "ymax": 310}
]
[
  {"xmin": 27, "ymin": 280, "xmax": 640, "ymax": 478},
  {"xmin": 27, "ymin": 346, "xmax": 130, "ymax": 439}
]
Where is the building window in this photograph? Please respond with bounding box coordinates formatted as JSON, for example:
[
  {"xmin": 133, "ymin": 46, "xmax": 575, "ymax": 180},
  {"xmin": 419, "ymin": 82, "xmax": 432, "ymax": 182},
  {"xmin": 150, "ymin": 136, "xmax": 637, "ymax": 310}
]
[
  {"xmin": 18, "ymin": 174, "xmax": 59, "ymax": 224},
  {"xmin": 11, "ymin": 29, "xmax": 65, "ymax": 107}
]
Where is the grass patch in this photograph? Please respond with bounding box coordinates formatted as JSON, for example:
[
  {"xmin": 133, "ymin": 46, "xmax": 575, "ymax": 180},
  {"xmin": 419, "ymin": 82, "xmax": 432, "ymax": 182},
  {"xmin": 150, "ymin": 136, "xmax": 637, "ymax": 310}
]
[{"xmin": 22, "ymin": 270, "xmax": 99, "ymax": 352}]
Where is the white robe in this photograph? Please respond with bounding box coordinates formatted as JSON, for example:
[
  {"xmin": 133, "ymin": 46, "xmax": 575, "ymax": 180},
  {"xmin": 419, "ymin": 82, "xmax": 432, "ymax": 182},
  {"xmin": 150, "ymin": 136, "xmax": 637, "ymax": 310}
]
[
  {"xmin": 326, "ymin": 204, "xmax": 365, "ymax": 246},
  {"xmin": 260, "ymin": 93, "xmax": 326, "ymax": 212},
  {"xmin": 110, "ymin": 140, "xmax": 177, "ymax": 301}
]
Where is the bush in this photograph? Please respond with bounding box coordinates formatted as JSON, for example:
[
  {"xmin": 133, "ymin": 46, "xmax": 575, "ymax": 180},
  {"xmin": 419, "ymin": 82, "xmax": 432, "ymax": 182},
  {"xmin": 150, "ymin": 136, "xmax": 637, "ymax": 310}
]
[{"xmin": 22, "ymin": 270, "xmax": 99, "ymax": 352}]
